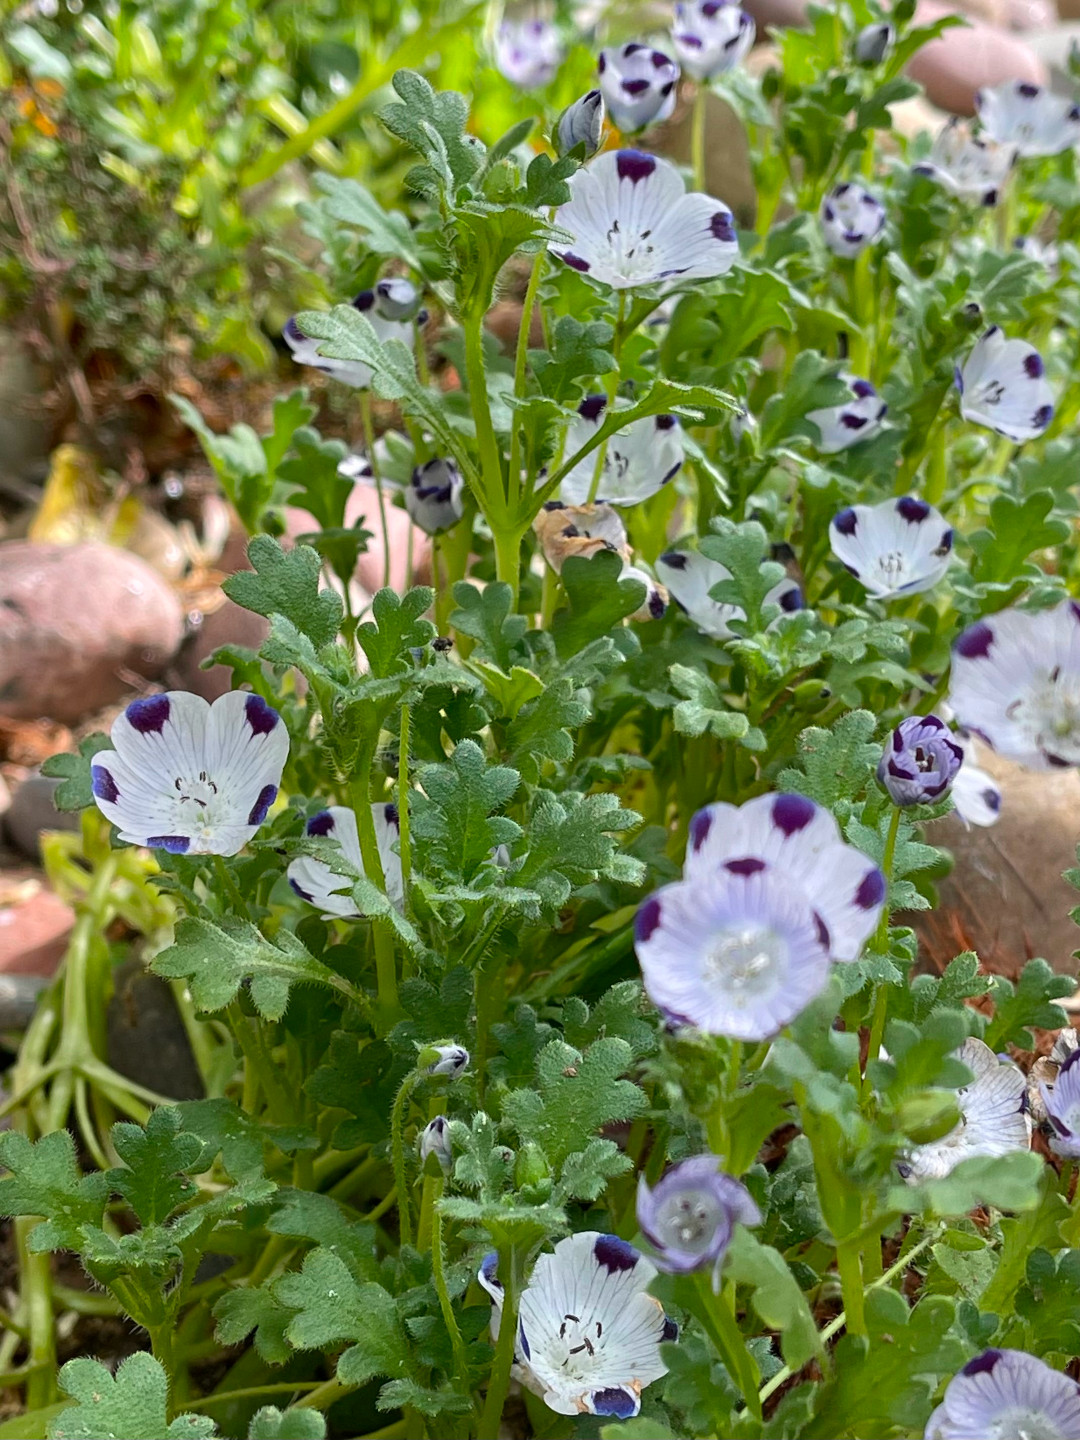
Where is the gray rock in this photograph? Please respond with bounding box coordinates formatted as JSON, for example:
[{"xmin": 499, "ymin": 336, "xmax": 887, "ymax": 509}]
[
  {"xmin": 106, "ymin": 959, "xmax": 203, "ymax": 1102},
  {"xmin": 5, "ymin": 772, "xmax": 80, "ymax": 859}
]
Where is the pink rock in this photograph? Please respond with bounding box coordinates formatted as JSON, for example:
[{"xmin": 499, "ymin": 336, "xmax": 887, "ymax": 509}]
[
  {"xmin": 0, "ymin": 884, "xmax": 73, "ymax": 978},
  {"xmin": 284, "ymin": 488, "xmax": 431, "ymax": 596},
  {"xmin": 910, "ymin": 3, "xmax": 1048, "ymax": 116},
  {"xmin": 0, "ymin": 542, "xmax": 185, "ymax": 724}
]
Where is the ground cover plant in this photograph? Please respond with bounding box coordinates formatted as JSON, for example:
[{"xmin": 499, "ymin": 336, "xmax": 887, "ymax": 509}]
[{"xmin": 3, "ymin": 2, "xmax": 1080, "ymax": 1438}]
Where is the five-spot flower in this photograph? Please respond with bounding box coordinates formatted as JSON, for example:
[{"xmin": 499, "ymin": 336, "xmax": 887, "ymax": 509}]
[
  {"xmin": 949, "ymin": 729, "xmax": 1003, "ymax": 829},
  {"xmin": 90, "ymin": 691, "xmax": 289, "ymax": 857},
  {"xmin": 655, "ymin": 547, "xmax": 802, "ymax": 640},
  {"xmin": 406, "ymin": 457, "xmax": 465, "ymax": 535},
  {"xmin": 636, "ymin": 1155, "xmax": 760, "ymax": 1289},
  {"xmin": 806, "ymin": 375, "xmax": 887, "ymax": 452},
  {"xmin": 957, "ymin": 326, "xmax": 1054, "ymax": 443},
  {"xmin": 1039, "ymin": 1048, "xmax": 1080, "ymax": 1159},
  {"xmin": 533, "ymin": 500, "xmax": 630, "ymax": 573},
  {"xmin": 949, "ymin": 601, "xmax": 1080, "ymax": 770},
  {"xmin": 820, "ymin": 182, "xmax": 886, "ymax": 259},
  {"xmin": 878, "ymin": 715, "xmax": 963, "ymax": 807},
  {"xmin": 635, "ymin": 793, "xmax": 885, "ymax": 1041},
  {"xmin": 560, "ymin": 396, "xmax": 683, "ymax": 506},
  {"xmin": 597, "ymin": 43, "xmax": 679, "ymax": 133},
  {"xmin": 670, "ymin": 0, "xmax": 755, "ymax": 82},
  {"xmin": 419, "ymin": 1116, "xmax": 453, "ymax": 1174},
  {"xmin": 495, "ymin": 19, "xmax": 563, "ymax": 90},
  {"xmin": 976, "ymin": 80, "xmax": 1080, "ymax": 159},
  {"xmin": 287, "ymin": 803, "xmax": 403, "ymax": 917},
  {"xmin": 912, "ymin": 118, "xmax": 1014, "ymax": 206},
  {"xmin": 478, "ymin": 1232, "xmax": 674, "ymax": 1419},
  {"xmin": 829, "ymin": 497, "xmax": 953, "ymax": 600},
  {"xmin": 284, "ymin": 286, "xmax": 422, "ymax": 389},
  {"xmin": 926, "ymin": 1349, "xmax": 1080, "ymax": 1440},
  {"xmin": 550, "ymin": 149, "xmax": 738, "ymax": 289}
]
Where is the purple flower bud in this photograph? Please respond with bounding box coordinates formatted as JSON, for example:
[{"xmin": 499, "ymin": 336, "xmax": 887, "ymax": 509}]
[
  {"xmin": 375, "ymin": 277, "xmax": 423, "ymax": 321},
  {"xmin": 556, "ymin": 90, "xmax": 605, "ymax": 157},
  {"xmin": 854, "ymin": 21, "xmax": 894, "ymax": 64},
  {"xmin": 878, "ymin": 715, "xmax": 963, "ymax": 807},
  {"xmin": 636, "ymin": 1155, "xmax": 761, "ymax": 1288},
  {"xmin": 407, "ymin": 458, "xmax": 465, "ymax": 535},
  {"xmin": 819, "ymin": 182, "xmax": 885, "ymax": 259}
]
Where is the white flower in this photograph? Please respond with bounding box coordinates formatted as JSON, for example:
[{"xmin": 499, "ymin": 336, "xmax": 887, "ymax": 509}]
[
  {"xmin": 426, "ymin": 1043, "xmax": 470, "ymax": 1078},
  {"xmin": 287, "ymin": 803, "xmax": 403, "ymax": 917},
  {"xmin": 550, "ymin": 149, "xmax": 738, "ymax": 290},
  {"xmin": 957, "ymin": 326, "xmax": 1054, "ymax": 443},
  {"xmin": 949, "ymin": 601, "xmax": 1080, "ymax": 770},
  {"xmin": 419, "ymin": 1116, "xmax": 452, "ymax": 1173},
  {"xmin": 90, "ymin": 692, "xmax": 289, "ymax": 857},
  {"xmin": 373, "ymin": 277, "xmax": 424, "ymax": 321},
  {"xmin": 912, "ymin": 118, "xmax": 1014, "ymax": 206},
  {"xmin": 927, "ymin": 1349, "xmax": 1080, "ymax": 1440},
  {"xmin": 806, "ymin": 375, "xmax": 886, "ymax": 453},
  {"xmin": 1014, "ymin": 234, "xmax": 1059, "ymax": 274},
  {"xmin": 950, "ymin": 730, "xmax": 1002, "ymax": 828},
  {"xmin": 655, "ymin": 547, "xmax": 802, "ymax": 639},
  {"xmin": 828, "ymin": 496, "xmax": 953, "ymax": 600},
  {"xmin": 533, "ymin": 500, "xmax": 630, "ymax": 572},
  {"xmin": 621, "ymin": 563, "xmax": 668, "ymax": 621},
  {"xmin": 670, "ymin": 1, "xmax": 755, "ymax": 82},
  {"xmin": 899, "ymin": 1037, "xmax": 1031, "ymax": 1183},
  {"xmin": 559, "ymin": 395, "xmax": 683, "ymax": 506},
  {"xmin": 976, "ymin": 80, "xmax": 1080, "ymax": 159},
  {"xmin": 284, "ymin": 289, "xmax": 419, "ymax": 389},
  {"xmin": 405, "ymin": 458, "xmax": 465, "ymax": 535},
  {"xmin": 478, "ymin": 1232, "xmax": 675, "ymax": 1419},
  {"xmin": 597, "ymin": 43, "xmax": 679, "ymax": 133},
  {"xmin": 495, "ymin": 19, "xmax": 563, "ymax": 90},
  {"xmin": 337, "ymin": 452, "xmax": 373, "ymax": 482},
  {"xmin": 819, "ymin": 182, "xmax": 886, "ymax": 259}
]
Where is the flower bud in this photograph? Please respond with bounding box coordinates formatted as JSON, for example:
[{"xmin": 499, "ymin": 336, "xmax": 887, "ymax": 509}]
[
  {"xmin": 419, "ymin": 1116, "xmax": 452, "ymax": 1174},
  {"xmin": 598, "ymin": 43, "xmax": 679, "ymax": 133},
  {"xmin": 406, "ymin": 458, "xmax": 465, "ymax": 536},
  {"xmin": 854, "ymin": 21, "xmax": 895, "ymax": 65},
  {"xmin": 514, "ymin": 1141, "xmax": 551, "ymax": 1189},
  {"xmin": 555, "ymin": 89, "xmax": 605, "ymax": 157},
  {"xmin": 878, "ymin": 714, "xmax": 963, "ymax": 807},
  {"xmin": 420, "ymin": 1042, "xmax": 470, "ymax": 1078},
  {"xmin": 375, "ymin": 277, "xmax": 423, "ymax": 322}
]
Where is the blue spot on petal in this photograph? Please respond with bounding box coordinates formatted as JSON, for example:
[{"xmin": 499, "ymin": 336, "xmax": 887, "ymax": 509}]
[
  {"xmin": 306, "ymin": 811, "xmax": 336, "ymax": 837},
  {"xmin": 772, "ymin": 793, "xmax": 816, "ymax": 835},
  {"xmin": 962, "ymin": 1349, "xmax": 1002, "ymax": 1377},
  {"xmin": 726, "ymin": 857, "xmax": 766, "ymax": 876},
  {"xmin": 833, "ymin": 508, "xmax": 858, "ymax": 537},
  {"xmin": 688, "ymin": 808, "xmax": 712, "ymax": 852},
  {"xmin": 616, "ymin": 150, "xmax": 657, "ymax": 183},
  {"xmin": 855, "ymin": 869, "xmax": 886, "ymax": 909},
  {"xmin": 289, "ymin": 877, "xmax": 314, "ymax": 903},
  {"xmin": 146, "ymin": 835, "xmax": 190, "ymax": 853},
  {"xmin": 635, "ymin": 895, "xmax": 662, "ymax": 944},
  {"xmin": 91, "ymin": 766, "xmax": 119, "ymax": 803},
  {"xmin": 955, "ymin": 621, "xmax": 994, "ymax": 660},
  {"xmin": 126, "ymin": 695, "xmax": 170, "ymax": 734},
  {"xmin": 245, "ymin": 694, "xmax": 280, "ymax": 736},
  {"xmin": 247, "ymin": 784, "xmax": 277, "ymax": 826},
  {"xmin": 591, "ymin": 1387, "xmax": 637, "ymax": 1419},
  {"xmin": 593, "ymin": 1235, "xmax": 638, "ymax": 1272}
]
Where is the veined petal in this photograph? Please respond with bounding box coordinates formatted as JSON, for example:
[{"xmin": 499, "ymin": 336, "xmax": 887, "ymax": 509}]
[
  {"xmin": 829, "ymin": 496, "xmax": 953, "ymax": 599},
  {"xmin": 977, "ymin": 80, "xmax": 1080, "ymax": 158},
  {"xmin": 958, "ymin": 327, "xmax": 1054, "ymax": 442}
]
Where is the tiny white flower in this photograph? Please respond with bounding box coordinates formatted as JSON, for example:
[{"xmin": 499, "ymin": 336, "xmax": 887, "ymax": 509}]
[
  {"xmin": 670, "ymin": 0, "xmax": 755, "ymax": 82},
  {"xmin": 806, "ymin": 375, "xmax": 887, "ymax": 453},
  {"xmin": 621, "ymin": 563, "xmax": 668, "ymax": 622},
  {"xmin": 406, "ymin": 457, "xmax": 465, "ymax": 535},
  {"xmin": 899, "ymin": 1037, "xmax": 1031, "ymax": 1183},
  {"xmin": 976, "ymin": 80, "xmax": 1080, "ymax": 159},
  {"xmin": 90, "ymin": 692, "xmax": 288, "ymax": 857},
  {"xmin": 478, "ymin": 1232, "xmax": 675, "ymax": 1419},
  {"xmin": 912, "ymin": 118, "xmax": 1014, "ymax": 206},
  {"xmin": 655, "ymin": 548, "xmax": 802, "ymax": 640},
  {"xmin": 1014, "ymin": 233, "xmax": 1059, "ymax": 274},
  {"xmin": 287, "ymin": 803, "xmax": 403, "ymax": 917},
  {"xmin": 957, "ymin": 326, "xmax": 1054, "ymax": 444},
  {"xmin": 550, "ymin": 149, "xmax": 738, "ymax": 290},
  {"xmin": 828, "ymin": 496, "xmax": 953, "ymax": 600},
  {"xmin": 819, "ymin": 182, "xmax": 886, "ymax": 259},
  {"xmin": 597, "ymin": 43, "xmax": 680, "ymax": 133},
  {"xmin": 419, "ymin": 1116, "xmax": 452, "ymax": 1173},
  {"xmin": 559, "ymin": 395, "xmax": 683, "ymax": 506},
  {"xmin": 284, "ymin": 288, "xmax": 421, "ymax": 389},
  {"xmin": 495, "ymin": 19, "xmax": 563, "ymax": 90}
]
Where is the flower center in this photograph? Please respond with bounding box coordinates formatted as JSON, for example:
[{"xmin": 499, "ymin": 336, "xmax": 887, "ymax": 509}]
[
  {"xmin": 554, "ymin": 1313, "xmax": 605, "ymax": 1384},
  {"xmin": 703, "ymin": 925, "xmax": 785, "ymax": 999},
  {"xmin": 874, "ymin": 550, "xmax": 907, "ymax": 584},
  {"xmin": 173, "ymin": 772, "xmax": 224, "ymax": 836},
  {"xmin": 1008, "ymin": 667, "xmax": 1080, "ymax": 764},
  {"xmin": 974, "ymin": 378, "xmax": 1007, "ymax": 408},
  {"xmin": 654, "ymin": 1189, "xmax": 726, "ymax": 1255},
  {"xmin": 602, "ymin": 217, "xmax": 661, "ymax": 285},
  {"xmin": 990, "ymin": 1407, "xmax": 1066, "ymax": 1440}
]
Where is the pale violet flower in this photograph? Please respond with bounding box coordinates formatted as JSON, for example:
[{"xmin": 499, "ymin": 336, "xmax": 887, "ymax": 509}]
[
  {"xmin": 495, "ymin": 19, "xmax": 563, "ymax": 90},
  {"xmin": 957, "ymin": 326, "xmax": 1054, "ymax": 443},
  {"xmin": 806, "ymin": 376, "xmax": 887, "ymax": 453},
  {"xmin": 926, "ymin": 1350, "xmax": 1080, "ymax": 1440},
  {"xmin": 976, "ymin": 80, "xmax": 1080, "ymax": 159},
  {"xmin": 559, "ymin": 395, "xmax": 683, "ymax": 506},
  {"xmin": 555, "ymin": 90, "xmax": 605, "ymax": 157},
  {"xmin": 829, "ymin": 496, "xmax": 953, "ymax": 600},
  {"xmin": 636, "ymin": 1156, "xmax": 760, "ymax": 1288},
  {"xmin": 899, "ymin": 1037, "xmax": 1030, "ymax": 1183},
  {"xmin": 655, "ymin": 547, "xmax": 802, "ymax": 640},
  {"xmin": 406, "ymin": 457, "xmax": 464, "ymax": 535},
  {"xmin": 550, "ymin": 150, "xmax": 737, "ymax": 290},
  {"xmin": 373, "ymin": 277, "xmax": 424, "ymax": 321},
  {"xmin": 912, "ymin": 118, "xmax": 1013, "ymax": 206},
  {"xmin": 949, "ymin": 601, "xmax": 1080, "ymax": 770},
  {"xmin": 597, "ymin": 43, "xmax": 679, "ymax": 133},
  {"xmin": 478, "ymin": 1232, "xmax": 675, "ymax": 1420},
  {"xmin": 670, "ymin": 0, "xmax": 755, "ymax": 82},
  {"xmin": 90, "ymin": 692, "xmax": 288, "ymax": 857},
  {"xmin": 635, "ymin": 794, "xmax": 885, "ymax": 1040},
  {"xmin": 820, "ymin": 182, "xmax": 886, "ymax": 259},
  {"xmin": 878, "ymin": 715, "xmax": 963, "ymax": 807},
  {"xmin": 854, "ymin": 21, "xmax": 894, "ymax": 65},
  {"xmin": 287, "ymin": 803, "xmax": 402, "ymax": 918},
  {"xmin": 284, "ymin": 288, "xmax": 420, "ymax": 389}
]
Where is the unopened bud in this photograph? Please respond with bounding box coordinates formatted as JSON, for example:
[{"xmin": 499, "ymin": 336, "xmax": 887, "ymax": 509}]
[
  {"xmin": 556, "ymin": 90, "xmax": 605, "ymax": 157},
  {"xmin": 419, "ymin": 1116, "xmax": 452, "ymax": 1174}
]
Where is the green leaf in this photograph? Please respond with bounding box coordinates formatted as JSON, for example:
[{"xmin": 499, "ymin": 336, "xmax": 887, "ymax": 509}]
[
  {"xmin": 152, "ymin": 917, "xmax": 349, "ymax": 1019},
  {"xmin": 214, "ymin": 1285, "xmax": 296, "ymax": 1366},
  {"xmin": 552, "ymin": 550, "xmax": 645, "ymax": 658},
  {"xmin": 699, "ymin": 518, "xmax": 789, "ymax": 636},
  {"xmin": 505, "ymin": 677, "xmax": 588, "ymax": 782},
  {"xmin": 275, "ymin": 1250, "xmax": 408, "ymax": 1387},
  {"xmin": 48, "ymin": 1354, "xmax": 216, "ymax": 1439},
  {"xmin": 105, "ymin": 1107, "xmax": 203, "ymax": 1226},
  {"xmin": 1013, "ymin": 1248, "xmax": 1080, "ymax": 1356},
  {"xmin": 376, "ymin": 1380, "xmax": 472, "ymax": 1418},
  {"xmin": 893, "ymin": 1150, "xmax": 1045, "ymax": 1217},
  {"xmin": 248, "ymin": 1407, "xmax": 326, "ymax": 1440},
  {"xmin": 177, "ymin": 1098, "xmax": 315, "ymax": 1183},
  {"xmin": 450, "ymin": 582, "xmax": 527, "ymax": 670},
  {"xmin": 968, "ymin": 492, "xmax": 1070, "ymax": 589},
  {"xmin": 522, "ymin": 150, "xmax": 577, "ymax": 209},
  {"xmin": 224, "ymin": 535, "xmax": 343, "ymax": 649},
  {"xmin": 669, "ymin": 666, "xmax": 764, "ymax": 748},
  {"xmin": 529, "ymin": 316, "xmax": 615, "ymax": 404},
  {"xmin": 760, "ymin": 351, "xmax": 850, "ymax": 450},
  {"xmin": 502, "ymin": 1037, "xmax": 646, "ymax": 1168},
  {"xmin": 412, "ymin": 740, "xmax": 520, "ymax": 881},
  {"xmin": 380, "ymin": 70, "xmax": 484, "ymax": 195},
  {"xmin": 41, "ymin": 732, "xmax": 110, "ymax": 812},
  {"xmin": 315, "ymin": 175, "xmax": 425, "ymax": 271},
  {"xmin": 552, "ymin": 1139, "xmax": 632, "ymax": 1205},
  {"xmin": 266, "ymin": 1189, "xmax": 379, "ymax": 1284},
  {"xmin": 513, "ymin": 790, "xmax": 643, "ymax": 912},
  {"xmin": 0, "ymin": 1132, "xmax": 108, "ymax": 1254},
  {"xmin": 984, "ymin": 958, "xmax": 1075, "ymax": 1051},
  {"xmin": 355, "ymin": 586, "xmax": 437, "ymax": 678},
  {"xmin": 725, "ymin": 1228, "xmax": 823, "ymax": 1369},
  {"xmin": 278, "ymin": 427, "xmax": 353, "ymax": 532},
  {"xmin": 979, "ymin": 1175, "xmax": 1068, "ymax": 1317},
  {"xmin": 777, "ymin": 710, "xmax": 881, "ymax": 807}
]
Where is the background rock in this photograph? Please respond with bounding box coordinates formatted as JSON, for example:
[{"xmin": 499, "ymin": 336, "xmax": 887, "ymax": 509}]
[
  {"xmin": 4, "ymin": 772, "xmax": 80, "ymax": 860},
  {"xmin": 167, "ymin": 599, "xmax": 271, "ymax": 703},
  {"xmin": 0, "ymin": 881, "xmax": 73, "ymax": 978},
  {"xmin": 0, "ymin": 541, "xmax": 184, "ymax": 724},
  {"xmin": 106, "ymin": 959, "xmax": 203, "ymax": 1102}
]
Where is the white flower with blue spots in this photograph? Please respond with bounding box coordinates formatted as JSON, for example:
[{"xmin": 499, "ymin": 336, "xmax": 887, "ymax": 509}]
[
  {"xmin": 828, "ymin": 496, "xmax": 953, "ymax": 600},
  {"xmin": 1040, "ymin": 1048, "xmax": 1080, "ymax": 1160},
  {"xmin": 926, "ymin": 1349, "xmax": 1080, "ymax": 1440},
  {"xmin": 284, "ymin": 285, "xmax": 424, "ymax": 389},
  {"xmin": 976, "ymin": 80, "xmax": 1080, "ymax": 159},
  {"xmin": 287, "ymin": 803, "xmax": 403, "ymax": 917},
  {"xmin": 950, "ymin": 729, "xmax": 1002, "ymax": 829},
  {"xmin": 635, "ymin": 794, "xmax": 885, "ymax": 1040},
  {"xmin": 559, "ymin": 395, "xmax": 683, "ymax": 506},
  {"xmin": 597, "ymin": 44, "xmax": 679, "ymax": 133},
  {"xmin": 957, "ymin": 326, "xmax": 1054, "ymax": 443},
  {"xmin": 495, "ymin": 19, "xmax": 563, "ymax": 90},
  {"xmin": 912, "ymin": 118, "xmax": 1014, "ymax": 206},
  {"xmin": 90, "ymin": 691, "xmax": 289, "ymax": 856},
  {"xmin": 655, "ymin": 547, "xmax": 802, "ymax": 640},
  {"xmin": 820, "ymin": 182, "xmax": 886, "ymax": 259},
  {"xmin": 478, "ymin": 1232, "xmax": 674, "ymax": 1420},
  {"xmin": 405, "ymin": 457, "xmax": 465, "ymax": 535},
  {"xmin": 549, "ymin": 149, "xmax": 738, "ymax": 291},
  {"xmin": 806, "ymin": 375, "xmax": 887, "ymax": 453},
  {"xmin": 670, "ymin": 1, "xmax": 755, "ymax": 82}
]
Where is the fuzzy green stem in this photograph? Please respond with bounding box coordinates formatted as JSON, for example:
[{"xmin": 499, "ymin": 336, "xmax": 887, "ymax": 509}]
[
  {"xmin": 351, "ymin": 763, "xmax": 399, "ymax": 1018},
  {"xmin": 509, "ymin": 247, "xmax": 547, "ymax": 502},
  {"xmin": 836, "ymin": 1238, "xmax": 866, "ymax": 1338},
  {"xmin": 212, "ymin": 853, "xmax": 248, "ymax": 919},
  {"xmin": 585, "ymin": 291, "xmax": 627, "ymax": 506},
  {"xmin": 432, "ymin": 1185, "xmax": 473, "ymax": 1421},
  {"xmin": 361, "ymin": 390, "xmax": 392, "ymax": 592},
  {"xmin": 17, "ymin": 1221, "xmax": 55, "ymax": 1410},
  {"xmin": 390, "ymin": 1071, "xmax": 423, "ymax": 1248},
  {"xmin": 478, "ymin": 1245, "xmax": 519, "ymax": 1440},
  {"xmin": 873, "ymin": 805, "xmax": 902, "ymax": 955},
  {"xmin": 691, "ymin": 84, "xmax": 709, "ymax": 193},
  {"xmin": 693, "ymin": 1273, "xmax": 761, "ymax": 1420},
  {"xmin": 493, "ymin": 526, "xmax": 525, "ymax": 610},
  {"xmin": 398, "ymin": 704, "xmax": 413, "ymax": 922},
  {"xmin": 462, "ymin": 308, "xmax": 505, "ymax": 515}
]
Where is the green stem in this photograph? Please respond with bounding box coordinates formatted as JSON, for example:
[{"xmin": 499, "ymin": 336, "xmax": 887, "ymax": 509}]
[
  {"xmin": 693, "ymin": 1273, "xmax": 761, "ymax": 1420},
  {"xmin": 361, "ymin": 390, "xmax": 392, "ymax": 593},
  {"xmin": 431, "ymin": 1184, "xmax": 474, "ymax": 1421},
  {"xmin": 212, "ymin": 854, "xmax": 248, "ymax": 918},
  {"xmin": 477, "ymin": 1245, "xmax": 519, "ymax": 1440},
  {"xmin": 390, "ymin": 1072, "xmax": 423, "ymax": 1248},
  {"xmin": 691, "ymin": 84, "xmax": 708, "ymax": 193},
  {"xmin": 510, "ymin": 247, "xmax": 547, "ymax": 503},
  {"xmin": 924, "ymin": 417, "xmax": 948, "ymax": 506},
  {"xmin": 227, "ymin": 1002, "xmax": 290, "ymax": 1122},
  {"xmin": 585, "ymin": 291, "xmax": 626, "ymax": 506},
  {"xmin": 398, "ymin": 704, "xmax": 413, "ymax": 923},
  {"xmin": 873, "ymin": 805, "xmax": 902, "ymax": 955},
  {"xmin": 16, "ymin": 1221, "xmax": 55, "ymax": 1411},
  {"xmin": 836, "ymin": 1238, "xmax": 866, "ymax": 1338},
  {"xmin": 350, "ymin": 760, "xmax": 399, "ymax": 1018},
  {"xmin": 186, "ymin": 1380, "xmax": 325, "ymax": 1411},
  {"xmin": 493, "ymin": 526, "xmax": 525, "ymax": 610},
  {"xmin": 462, "ymin": 308, "xmax": 505, "ymax": 514}
]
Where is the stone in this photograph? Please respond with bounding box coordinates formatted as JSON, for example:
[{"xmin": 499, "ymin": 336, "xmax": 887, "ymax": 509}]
[
  {"xmin": 166, "ymin": 599, "xmax": 270, "ymax": 703},
  {"xmin": 0, "ymin": 881, "xmax": 73, "ymax": 978},
  {"xmin": 908, "ymin": 3, "xmax": 1048, "ymax": 116},
  {"xmin": 106, "ymin": 959, "xmax": 203, "ymax": 1102},
  {"xmin": 1024, "ymin": 25, "xmax": 1080, "ymax": 94},
  {"xmin": 912, "ymin": 752, "xmax": 1080, "ymax": 980},
  {"xmin": 4, "ymin": 772, "xmax": 80, "ymax": 860},
  {"xmin": 653, "ymin": 90, "xmax": 757, "ymax": 228},
  {"xmin": 0, "ymin": 542, "xmax": 185, "ymax": 724}
]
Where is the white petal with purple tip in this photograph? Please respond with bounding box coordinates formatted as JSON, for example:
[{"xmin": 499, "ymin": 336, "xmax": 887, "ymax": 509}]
[
  {"xmin": 670, "ymin": 0, "xmax": 755, "ymax": 81},
  {"xmin": 90, "ymin": 691, "xmax": 289, "ymax": 857},
  {"xmin": 806, "ymin": 376, "xmax": 887, "ymax": 453},
  {"xmin": 976, "ymin": 80, "xmax": 1080, "ymax": 159},
  {"xmin": 958, "ymin": 326, "xmax": 1054, "ymax": 443},
  {"xmin": 655, "ymin": 548, "xmax": 802, "ymax": 640},
  {"xmin": 949, "ymin": 731, "xmax": 1002, "ymax": 828},
  {"xmin": 287, "ymin": 803, "xmax": 403, "ymax": 918},
  {"xmin": 926, "ymin": 1349, "xmax": 1080, "ymax": 1440},
  {"xmin": 828, "ymin": 496, "xmax": 953, "ymax": 599},
  {"xmin": 550, "ymin": 150, "xmax": 737, "ymax": 291},
  {"xmin": 819, "ymin": 182, "xmax": 886, "ymax": 259},
  {"xmin": 597, "ymin": 43, "xmax": 680, "ymax": 132},
  {"xmin": 911, "ymin": 118, "xmax": 1014, "ymax": 205},
  {"xmin": 284, "ymin": 291, "xmax": 419, "ymax": 389},
  {"xmin": 560, "ymin": 396, "xmax": 683, "ymax": 506}
]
